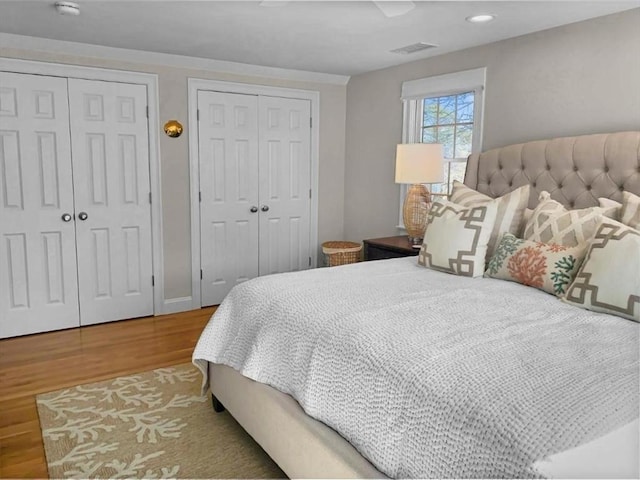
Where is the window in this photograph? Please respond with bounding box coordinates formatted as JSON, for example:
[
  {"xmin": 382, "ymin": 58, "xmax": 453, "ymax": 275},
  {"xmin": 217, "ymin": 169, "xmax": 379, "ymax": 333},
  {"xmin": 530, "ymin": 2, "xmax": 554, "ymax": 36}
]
[
  {"xmin": 422, "ymin": 91, "xmax": 475, "ymax": 195},
  {"xmin": 398, "ymin": 68, "xmax": 485, "ymax": 227}
]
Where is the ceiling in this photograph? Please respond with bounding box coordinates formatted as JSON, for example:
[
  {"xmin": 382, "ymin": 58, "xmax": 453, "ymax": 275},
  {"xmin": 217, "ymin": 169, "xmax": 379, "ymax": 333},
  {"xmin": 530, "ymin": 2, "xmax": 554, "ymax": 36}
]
[{"xmin": 0, "ymin": 1, "xmax": 637, "ymax": 76}]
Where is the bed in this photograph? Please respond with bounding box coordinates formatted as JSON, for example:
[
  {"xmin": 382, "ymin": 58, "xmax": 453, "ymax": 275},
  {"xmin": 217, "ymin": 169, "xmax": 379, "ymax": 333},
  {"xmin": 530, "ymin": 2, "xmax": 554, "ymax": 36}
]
[{"xmin": 193, "ymin": 131, "xmax": 640, "ymax": 479}]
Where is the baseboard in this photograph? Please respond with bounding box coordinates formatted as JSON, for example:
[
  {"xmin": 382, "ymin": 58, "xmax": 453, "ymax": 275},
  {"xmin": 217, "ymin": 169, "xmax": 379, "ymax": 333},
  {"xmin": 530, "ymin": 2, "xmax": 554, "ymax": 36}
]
[{"xmin": 160, "ymin": 296, "xmax": 198, "ymax": 315}]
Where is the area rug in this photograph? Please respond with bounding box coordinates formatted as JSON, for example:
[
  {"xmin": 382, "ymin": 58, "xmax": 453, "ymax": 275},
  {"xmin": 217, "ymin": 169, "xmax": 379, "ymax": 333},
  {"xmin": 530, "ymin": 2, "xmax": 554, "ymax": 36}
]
[{"xmin": 36, "ymin": 364, "xmax": 285, "ymax": 479}]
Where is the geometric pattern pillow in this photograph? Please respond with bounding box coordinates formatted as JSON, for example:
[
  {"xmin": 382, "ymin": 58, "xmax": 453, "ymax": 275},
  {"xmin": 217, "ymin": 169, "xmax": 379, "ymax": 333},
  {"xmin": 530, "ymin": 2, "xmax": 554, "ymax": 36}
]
[
  {"xmin": 523, "ymin": 191, "xmax": 612, "ymax": 246},
  {"xmin": 563, "ymin": 220, "xmax": 640, "ymax": 322},
  {"xmin": 485, "ymin": 233, "xmax": 587, "ymax": 297},
  {"xmin": 450, "ymin": 181, "xmax": 530, "ymax": 260},
  {"xmin": 418, "ymin": 199, "xmax": 497, "ymax": 277},
  {"xmin": 620, "ymin": 191, "xmax": 640, "ymax": 230}
]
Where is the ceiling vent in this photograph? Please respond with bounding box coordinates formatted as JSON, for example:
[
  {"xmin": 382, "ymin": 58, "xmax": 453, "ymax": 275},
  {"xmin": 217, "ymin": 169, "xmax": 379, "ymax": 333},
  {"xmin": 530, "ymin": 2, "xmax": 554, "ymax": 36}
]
[{"xmin": 390, "ymin": 42, "xmax": 438, "ymax": 55}]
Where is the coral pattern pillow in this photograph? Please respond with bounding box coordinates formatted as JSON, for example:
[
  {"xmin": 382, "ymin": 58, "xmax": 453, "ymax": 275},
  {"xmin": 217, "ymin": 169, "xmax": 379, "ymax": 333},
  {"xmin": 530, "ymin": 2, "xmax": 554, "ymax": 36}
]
[
  {"xmin": 450, "ymin": 181, "xmax": 530, "ymax": 259},
  {"xmin": 418, "ymin": 199, "xmax": 497, "ymax": 277},
  {"xmin": 563, "ymin": 220, "xmax": 640, "ymax": 322},
  {"xmin": 486, "ymin": 233, "xmax": 587, "ymax": 297},
  {"xmin": 524, "ymin": 192, "xmax": 615, "ymax": 246}
]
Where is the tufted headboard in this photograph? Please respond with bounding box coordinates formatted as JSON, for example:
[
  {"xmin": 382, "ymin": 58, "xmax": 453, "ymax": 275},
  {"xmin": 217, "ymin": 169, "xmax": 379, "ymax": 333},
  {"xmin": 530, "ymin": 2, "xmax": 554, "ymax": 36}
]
[{"xmin": 464, "ymin": 132, "xmax": 640, "ymax": 209}]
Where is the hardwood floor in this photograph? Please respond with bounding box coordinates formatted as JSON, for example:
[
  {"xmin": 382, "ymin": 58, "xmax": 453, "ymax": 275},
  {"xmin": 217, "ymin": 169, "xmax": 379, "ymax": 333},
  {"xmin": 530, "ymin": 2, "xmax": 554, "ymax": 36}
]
[{"xmin": 0, "ymin": 307, "xmax": 216, "ymax": 478}]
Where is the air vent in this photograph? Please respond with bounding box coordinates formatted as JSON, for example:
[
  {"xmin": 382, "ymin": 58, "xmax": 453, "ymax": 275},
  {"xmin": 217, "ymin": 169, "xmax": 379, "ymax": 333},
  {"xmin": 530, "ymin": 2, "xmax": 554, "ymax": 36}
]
[{"xmin": 390, "ymin": 42, "xmax": 438, "ymax": 55}]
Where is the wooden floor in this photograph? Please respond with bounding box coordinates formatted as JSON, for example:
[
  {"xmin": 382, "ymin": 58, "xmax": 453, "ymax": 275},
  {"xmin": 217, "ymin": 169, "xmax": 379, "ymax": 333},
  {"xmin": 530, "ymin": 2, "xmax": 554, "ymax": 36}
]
[{"xmin": 0, "ymin": 307, "xmax": 216, "ymax": 478}]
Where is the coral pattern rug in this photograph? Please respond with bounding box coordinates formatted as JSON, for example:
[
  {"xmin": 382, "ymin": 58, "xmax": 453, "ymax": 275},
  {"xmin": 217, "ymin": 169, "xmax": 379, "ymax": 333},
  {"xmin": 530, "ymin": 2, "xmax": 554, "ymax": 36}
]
[{"xmin": 36, "ymin": 364, "xmax": 284, "ymax": 479}]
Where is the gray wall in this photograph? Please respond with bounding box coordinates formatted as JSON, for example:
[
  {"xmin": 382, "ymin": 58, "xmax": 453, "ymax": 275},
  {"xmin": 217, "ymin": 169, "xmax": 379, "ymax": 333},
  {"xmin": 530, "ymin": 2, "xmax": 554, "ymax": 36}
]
[
  {"xmin": 0, "ymin": 47, "xmax": 347, "ymax": 300},
  {"xmin": 344, "ymin": 9, "xmax": 640, "ymax": 243},
  {"xmin": 3, "ymin": 8, "xmax": 639, "ymax": 300}
]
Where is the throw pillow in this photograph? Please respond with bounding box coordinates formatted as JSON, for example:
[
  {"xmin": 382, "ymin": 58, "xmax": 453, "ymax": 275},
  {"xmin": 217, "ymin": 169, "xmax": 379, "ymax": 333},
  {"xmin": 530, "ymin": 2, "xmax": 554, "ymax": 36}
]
[
  {"xmin": 620, "ymin": 191, "xmax": 640, "ymax": 230},
  {"xmin": 523, "ymin": 191, "xmax": 615, "ymax": 246},
  {"xmin": 450, "ymin": 181, "xmax": 530, "ymax": 259},
  {"xmin": 598, "ymin": 197, "xmax": 622, "ymax": 220},
  {"xmin": 563, "ymin": 219, "xmax": 640, "ymax": 322},
  {"xmin": 418, "ymin": 199, "xmax": 497, "ymax": 277},
  {"xmin": 523, "ymin": 208, "xmax": 534, "ymax": 225},
  {"xmin": 485, "ymin": 233, "xmax": 587, "ymax": 297}
]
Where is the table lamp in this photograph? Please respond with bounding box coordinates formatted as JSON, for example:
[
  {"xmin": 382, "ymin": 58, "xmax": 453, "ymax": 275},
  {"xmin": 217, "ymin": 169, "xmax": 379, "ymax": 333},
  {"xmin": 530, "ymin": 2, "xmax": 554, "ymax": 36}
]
[{"xmin": 395, "ymin": 143, "xmax": 444, "ymax": 246}]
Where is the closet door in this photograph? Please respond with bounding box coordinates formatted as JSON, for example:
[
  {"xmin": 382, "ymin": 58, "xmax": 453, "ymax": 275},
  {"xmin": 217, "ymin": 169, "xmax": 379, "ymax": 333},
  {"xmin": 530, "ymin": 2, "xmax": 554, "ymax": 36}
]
[
  {"xmin": 258, "ymin": 96, "xmax": 312, "ymax": 275},
  {"xmin": 67, "ymin": 79, "xmax": 153, "ymax": 325},
  {"xmin": 0, "ymin": 72, "xmax": 80, "ymax": 338},
  {"xmin": 198, "ymin": 91, "xmax": 259, "ymax": 306}
]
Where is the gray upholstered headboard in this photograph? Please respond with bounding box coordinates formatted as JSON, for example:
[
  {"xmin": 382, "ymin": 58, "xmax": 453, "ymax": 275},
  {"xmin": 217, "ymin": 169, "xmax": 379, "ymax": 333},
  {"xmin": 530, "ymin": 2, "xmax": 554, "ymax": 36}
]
[{"xmin": 464, "ymin": 131, "xmax": 640, "ymax": 209}]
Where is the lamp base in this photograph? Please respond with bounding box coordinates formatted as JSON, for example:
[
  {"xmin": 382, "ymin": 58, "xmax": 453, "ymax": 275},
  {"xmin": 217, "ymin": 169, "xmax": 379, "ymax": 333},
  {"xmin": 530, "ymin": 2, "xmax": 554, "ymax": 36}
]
[{"xmin": 403, "ymin": 184, "xmax": 431, "ymax": 245}]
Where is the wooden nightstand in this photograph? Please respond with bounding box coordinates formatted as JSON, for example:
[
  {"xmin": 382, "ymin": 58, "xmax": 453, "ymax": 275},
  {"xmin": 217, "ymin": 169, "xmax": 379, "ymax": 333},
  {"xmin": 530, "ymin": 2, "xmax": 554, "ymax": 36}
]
[{"xmin": 363, "ymin": 236, "xmax": 420, "ymax": 261}]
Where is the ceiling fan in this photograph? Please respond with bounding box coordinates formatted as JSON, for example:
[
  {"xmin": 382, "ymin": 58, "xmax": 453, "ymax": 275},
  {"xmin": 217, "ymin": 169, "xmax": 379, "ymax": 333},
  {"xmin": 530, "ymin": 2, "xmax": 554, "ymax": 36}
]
[{"xmin": 259, "ymin": 1, "xmax": 416, "ymax": 18}]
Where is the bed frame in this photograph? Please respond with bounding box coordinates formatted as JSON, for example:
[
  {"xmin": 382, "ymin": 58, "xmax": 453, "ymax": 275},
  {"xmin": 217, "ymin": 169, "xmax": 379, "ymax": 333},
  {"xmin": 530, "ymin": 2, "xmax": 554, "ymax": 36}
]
[{"xmin": 208, "ymin": 131, "xmax": 640, "ymax": 478}]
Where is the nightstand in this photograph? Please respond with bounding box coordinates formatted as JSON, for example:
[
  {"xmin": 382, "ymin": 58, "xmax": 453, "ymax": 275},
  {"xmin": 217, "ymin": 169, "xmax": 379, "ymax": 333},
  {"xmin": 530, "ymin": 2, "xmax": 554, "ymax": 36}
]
[{"xmin": 363, "ymin": 236, "xmax": 420, "ymax": 261}]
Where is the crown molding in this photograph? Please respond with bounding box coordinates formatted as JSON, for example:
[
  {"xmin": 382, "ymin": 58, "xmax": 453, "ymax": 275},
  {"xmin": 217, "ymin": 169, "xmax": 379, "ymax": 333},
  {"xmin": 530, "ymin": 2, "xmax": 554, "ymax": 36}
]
[{"xmin": 0, "ymin": 32, "xmax": 350, "ymax": 86}]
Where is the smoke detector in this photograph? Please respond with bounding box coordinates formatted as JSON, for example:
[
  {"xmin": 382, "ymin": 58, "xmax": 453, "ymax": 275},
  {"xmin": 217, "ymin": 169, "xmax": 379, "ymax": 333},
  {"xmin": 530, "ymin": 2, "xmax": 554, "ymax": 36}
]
[
  {"xmin": 390, "ymin": 42, "xmax": 438, "ymax": 55},
  {"xmin": 55, "ymin": 1, "xmax": 80, "ymax": 15}
]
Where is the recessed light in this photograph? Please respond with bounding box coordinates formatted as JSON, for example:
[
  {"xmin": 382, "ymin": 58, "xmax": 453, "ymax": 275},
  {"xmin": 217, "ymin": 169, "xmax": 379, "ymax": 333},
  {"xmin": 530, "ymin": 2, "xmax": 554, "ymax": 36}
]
[{"xmin": 466, "ymin": 14, "xmax": 496, "ymax": 24}]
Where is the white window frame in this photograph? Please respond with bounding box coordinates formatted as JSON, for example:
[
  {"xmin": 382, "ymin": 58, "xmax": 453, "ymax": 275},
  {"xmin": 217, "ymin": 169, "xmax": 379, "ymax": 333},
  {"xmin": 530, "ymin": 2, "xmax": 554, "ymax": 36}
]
[{"xmin": 397, "ymin": 67, "xmax": 486, "ymax": 229}]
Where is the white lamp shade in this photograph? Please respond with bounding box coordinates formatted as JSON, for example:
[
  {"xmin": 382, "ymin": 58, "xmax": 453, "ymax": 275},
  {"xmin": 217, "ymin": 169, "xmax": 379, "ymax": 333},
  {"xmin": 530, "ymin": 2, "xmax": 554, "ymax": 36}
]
[{"xmin": 394, "ymin": 143, "xmax": 444, "ymax": 184}]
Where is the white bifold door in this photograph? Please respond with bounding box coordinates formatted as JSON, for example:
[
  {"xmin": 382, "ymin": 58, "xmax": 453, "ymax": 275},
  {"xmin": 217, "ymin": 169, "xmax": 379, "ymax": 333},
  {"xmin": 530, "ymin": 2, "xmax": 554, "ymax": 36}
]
[
  {"xmin": 67, "ymin": 79, "xmax": 153, "ymax": 326},
  {"xmin": 198, "ymin": 91, "xmax": 311, "ymax": 306},
  {"xmin": 0, "ymin": 72, "xmax": 153, "ymax": 338},
  {"xmin": 0, "ymin": 73, "xmax": 79, "ymax": 337}
]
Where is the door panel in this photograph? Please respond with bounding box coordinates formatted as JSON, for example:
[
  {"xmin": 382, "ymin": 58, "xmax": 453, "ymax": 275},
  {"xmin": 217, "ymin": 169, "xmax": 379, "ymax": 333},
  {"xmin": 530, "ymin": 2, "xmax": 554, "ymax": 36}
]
[
  {"xmin": 0, "ymin": 72, "xmax": 80, "ymax": 338},
  {"xmin": 68, "ymin": 78, "xmax": 153, "ymax": 325},
  {"xmin": 198, "ymin": 91, "xmax": 259, "ymax": 306},
  {"xmin": 258, "ymin": 96, "xmax": 311, "ymax": 276}
]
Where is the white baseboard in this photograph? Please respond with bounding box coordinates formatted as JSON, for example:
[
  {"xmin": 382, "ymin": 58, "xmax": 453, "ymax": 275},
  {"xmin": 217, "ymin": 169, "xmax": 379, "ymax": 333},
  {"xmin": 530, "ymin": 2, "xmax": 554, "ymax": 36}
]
[{"xmin": 160, "ymin": 296, "xmax": 198, "ymax": 315}]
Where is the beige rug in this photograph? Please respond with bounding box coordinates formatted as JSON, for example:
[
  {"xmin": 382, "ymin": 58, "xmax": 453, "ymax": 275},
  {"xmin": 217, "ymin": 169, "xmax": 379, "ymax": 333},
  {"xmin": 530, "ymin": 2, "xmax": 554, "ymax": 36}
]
[{"xmin": 36, "ymin": 364, "xmax": 285, "ymax": 479}]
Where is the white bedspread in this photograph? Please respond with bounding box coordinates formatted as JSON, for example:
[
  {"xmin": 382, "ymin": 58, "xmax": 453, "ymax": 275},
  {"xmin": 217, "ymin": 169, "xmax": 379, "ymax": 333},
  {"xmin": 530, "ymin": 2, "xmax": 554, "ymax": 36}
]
[{"xmin": 193, "ymin": 257, "xmax": 639, "ymax": 478}]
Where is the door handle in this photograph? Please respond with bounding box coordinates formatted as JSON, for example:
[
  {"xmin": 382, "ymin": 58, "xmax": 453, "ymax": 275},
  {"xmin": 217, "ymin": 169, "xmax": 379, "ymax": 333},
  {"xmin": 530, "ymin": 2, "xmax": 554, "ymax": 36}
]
[
  {"xmin": 250, "ymin": 206, "xmax": 258, "ymax": 213},
  {"xmin": 78, "ymin": 212, "xmax": 88, "ymax": 221},
  {"xmin": 61, "ymin": 213, "xmax": 73, "ymax": 222},
  {"xmin": 261, "ymin": 205, "xmax": 269, "ymax": 212}
]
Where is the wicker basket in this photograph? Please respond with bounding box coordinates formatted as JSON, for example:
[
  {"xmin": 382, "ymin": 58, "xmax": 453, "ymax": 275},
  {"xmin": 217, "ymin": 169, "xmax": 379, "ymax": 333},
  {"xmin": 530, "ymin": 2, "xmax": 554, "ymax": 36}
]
[{"xmin": 322, "ymin": 241, "xmax": 362, "ymax": 267}]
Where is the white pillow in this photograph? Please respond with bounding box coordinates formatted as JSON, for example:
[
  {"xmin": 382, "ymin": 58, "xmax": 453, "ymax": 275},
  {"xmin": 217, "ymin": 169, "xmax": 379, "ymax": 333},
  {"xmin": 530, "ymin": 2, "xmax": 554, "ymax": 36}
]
[
  {"xmin": 418, "ymin": 199, "xmax": 497, "ymax": 277},
  {"xmin": 599, "ymin": 192, "xmax": 640, "ymax": 230},
  {"xmin": 620, "ymin": 191, "xmax": 640, "ymax": 230},
  {"xmin": 449, "ymin": 181, "xmax": 530, "ymax": 259},
  {"xmin": 598, "ymin": 197, "xmax": 622, "ymax": 219},
  {"xmin": 563, "ymin": 219, "xmax": 640, "ymax": 322}
]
